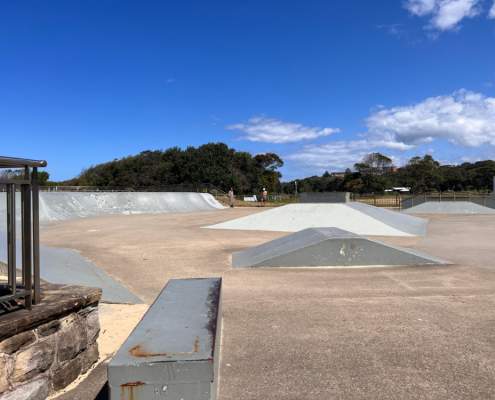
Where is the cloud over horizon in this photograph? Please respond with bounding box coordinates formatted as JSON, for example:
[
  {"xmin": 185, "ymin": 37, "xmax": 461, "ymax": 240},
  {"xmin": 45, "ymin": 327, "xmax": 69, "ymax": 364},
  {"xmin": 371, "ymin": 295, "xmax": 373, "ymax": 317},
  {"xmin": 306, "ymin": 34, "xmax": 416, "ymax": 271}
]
[
  {"xmin": 227, "ymin": 116, "xmax": 340, "ymax": 143},
  {"xmin": 286, "ymin": 90, "xmax": 495, "ymax": 173},
  {"xmin": 404, "ymin": 0, "xmax": 482, "ymax": 31},
  {"xmin": 366, "ymin": 90, "xmax": 495, "ymax": 149},
  {"xmin": 286, "ymin": 140, "xmax": 371, "ymax": 170},
  {"xmin": 490, "ymin": 0, "xmax": 495, "ymax": 17}
]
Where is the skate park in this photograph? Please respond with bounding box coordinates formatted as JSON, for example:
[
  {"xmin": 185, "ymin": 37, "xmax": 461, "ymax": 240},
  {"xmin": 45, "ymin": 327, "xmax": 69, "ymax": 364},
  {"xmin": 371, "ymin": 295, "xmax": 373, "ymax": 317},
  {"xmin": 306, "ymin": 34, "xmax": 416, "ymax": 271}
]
[
  {"xmin": 2, "ymin": 159, "xmax": 495, "ymax": 400},
  {"xmin": 4, "ymin": 2, "xmax": 495, "ymax": 398}
]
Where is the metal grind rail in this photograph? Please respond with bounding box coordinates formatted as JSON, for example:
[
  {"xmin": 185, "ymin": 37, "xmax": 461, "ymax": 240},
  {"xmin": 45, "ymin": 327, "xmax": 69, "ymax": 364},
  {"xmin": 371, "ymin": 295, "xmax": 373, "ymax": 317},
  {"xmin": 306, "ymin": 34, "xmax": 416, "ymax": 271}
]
[{"xmin": 0, "ymin": 156, "xmax": 47, "ymax": 311}]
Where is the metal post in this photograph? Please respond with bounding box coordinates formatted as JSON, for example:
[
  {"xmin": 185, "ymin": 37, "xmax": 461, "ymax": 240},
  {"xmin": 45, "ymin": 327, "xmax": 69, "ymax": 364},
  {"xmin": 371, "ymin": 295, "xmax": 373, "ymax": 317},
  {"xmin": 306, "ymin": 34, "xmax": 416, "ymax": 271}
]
[
  {"xmin": 32, "ymin": 167, "xmax": 41, "ymax": 304},
  {"xmin": 6, "ymin": 184, "xmax": 16, "ymax": 296},
  {"xmin": 0, "ymin": 156, "xmax": 46, "ymax": 312},
  {"xmin": 21, "ymin": 167, "xmax": 32, "ymax": 309}
]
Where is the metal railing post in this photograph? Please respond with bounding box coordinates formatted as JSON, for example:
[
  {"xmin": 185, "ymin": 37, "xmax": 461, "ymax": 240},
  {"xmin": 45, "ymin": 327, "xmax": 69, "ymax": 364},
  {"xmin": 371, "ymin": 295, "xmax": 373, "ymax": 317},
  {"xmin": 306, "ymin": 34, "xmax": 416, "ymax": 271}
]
[
  {"xmin": 32, "ymin": 167, "xmax": 41, "ymax": 304},
  {"xmin": 21, "ymin": 167, "xmax": 32, "ymax": 309},
  {"xmin": 7, "ymin": 184, "xmax": 16, "ymax": 296},
  {"xmin": 1, "ymin": 156, "xmax": 46, "ymax": 312}
]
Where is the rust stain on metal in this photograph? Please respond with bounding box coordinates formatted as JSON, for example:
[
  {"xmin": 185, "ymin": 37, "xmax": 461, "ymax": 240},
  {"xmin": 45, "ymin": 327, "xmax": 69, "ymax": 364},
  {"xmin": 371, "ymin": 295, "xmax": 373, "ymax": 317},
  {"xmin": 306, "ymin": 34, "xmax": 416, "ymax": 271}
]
[
  {"xmin": 121, "ymin": 381, "xmax": 145, "ymax": 387},
  {"xmin": 129, "ymin": 342, "xmax": 201, "ymax": 358},
  {"xmin": 129, "ymin": 344, "xmax": 169, "ymax": 358},
  {"xmin": 120, "ymin": 381, "xmax": 144, "ymax": 400}
]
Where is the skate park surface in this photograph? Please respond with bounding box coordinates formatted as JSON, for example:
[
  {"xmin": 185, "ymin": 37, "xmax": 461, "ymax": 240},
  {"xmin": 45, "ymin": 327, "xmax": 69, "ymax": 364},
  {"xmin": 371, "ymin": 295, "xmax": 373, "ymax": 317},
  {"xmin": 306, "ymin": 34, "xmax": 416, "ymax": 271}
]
[
  {"xmin": 0, "ymin": 192, "xmax": 223, "ymax": 303},
  {"xmin": 39, "ymin": 206, "xmax": 495, "ymax": 400}
]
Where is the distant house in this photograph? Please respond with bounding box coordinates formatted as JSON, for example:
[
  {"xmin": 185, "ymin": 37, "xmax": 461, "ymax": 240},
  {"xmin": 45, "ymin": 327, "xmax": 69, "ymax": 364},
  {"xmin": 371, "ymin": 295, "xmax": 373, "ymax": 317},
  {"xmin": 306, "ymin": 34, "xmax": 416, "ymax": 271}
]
[
  {"xmin": 385, "ymin": 187, "xmax": 411, "ymax": 193},
  {"xmin": 330, "ymin": 171, "xmax": 346, "ymax": 179}
]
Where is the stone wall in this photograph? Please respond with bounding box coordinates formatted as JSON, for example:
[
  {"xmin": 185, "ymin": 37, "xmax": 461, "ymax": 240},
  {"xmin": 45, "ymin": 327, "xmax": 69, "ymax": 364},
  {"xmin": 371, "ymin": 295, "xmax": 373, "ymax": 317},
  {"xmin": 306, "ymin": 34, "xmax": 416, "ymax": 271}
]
[{"xmin": 0, "ymin": 286, "xmax": 101, "ymax": 400}]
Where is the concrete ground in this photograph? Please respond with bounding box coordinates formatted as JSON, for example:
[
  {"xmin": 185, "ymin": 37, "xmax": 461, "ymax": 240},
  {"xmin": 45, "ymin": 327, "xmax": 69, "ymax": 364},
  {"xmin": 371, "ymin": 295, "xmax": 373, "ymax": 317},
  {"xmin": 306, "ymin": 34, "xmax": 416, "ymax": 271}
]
[{"xmin": 41, "ymin": 208, "xmax": 495, "ymax": 400}]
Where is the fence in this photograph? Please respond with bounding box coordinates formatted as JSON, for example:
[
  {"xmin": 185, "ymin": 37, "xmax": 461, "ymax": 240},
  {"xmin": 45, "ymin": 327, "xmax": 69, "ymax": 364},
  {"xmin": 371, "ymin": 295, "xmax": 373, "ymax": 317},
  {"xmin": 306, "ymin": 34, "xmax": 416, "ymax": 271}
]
[
  {"xmin": 40, "ymin": 183, "xmax": 226, "ymax": 196},
  {"xmin": 353, "ymin": 194, "xmax": 402, "ymax": 208},
  {"xmin": 401, "ymin": 192, "xmax": 495, "ymax": 209},
  {"xmin": 0, "ymin": 156, "xmax": 46, "ymax": 312},
  {"xmin": 353, "ymin": 191, "xmax": 495, "ymax": 209}
]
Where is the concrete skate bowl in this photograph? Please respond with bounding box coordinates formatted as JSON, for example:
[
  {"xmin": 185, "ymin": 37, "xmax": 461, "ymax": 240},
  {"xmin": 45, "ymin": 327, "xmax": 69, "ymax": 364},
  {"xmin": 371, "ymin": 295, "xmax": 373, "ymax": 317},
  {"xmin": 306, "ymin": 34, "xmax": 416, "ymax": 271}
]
[
  {"xmin": 233, "ymin": 228, "xmax": 448, "ymax": 268},
  {"xmin": 207, "ymin": 202, "xmax": 427, "ymax": 237},
  {"xmin": 403, "ymin": 201, "xmax": 495, "ymax": 215},
  {"xmin": 0, "ymin": 191, "xmax": 224, "ymax": 303}
]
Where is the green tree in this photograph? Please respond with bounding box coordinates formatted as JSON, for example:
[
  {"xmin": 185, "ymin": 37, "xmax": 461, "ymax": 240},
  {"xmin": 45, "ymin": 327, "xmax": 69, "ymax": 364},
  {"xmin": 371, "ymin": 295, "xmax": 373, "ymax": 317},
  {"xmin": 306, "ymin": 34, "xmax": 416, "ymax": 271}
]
[
  {"xmin": 401, "ymin": 155, "xmax": 441, "ymax": 193},
  {"xmin": 71, "ymin": 143, "xmax": 284, "ymax": 194}
]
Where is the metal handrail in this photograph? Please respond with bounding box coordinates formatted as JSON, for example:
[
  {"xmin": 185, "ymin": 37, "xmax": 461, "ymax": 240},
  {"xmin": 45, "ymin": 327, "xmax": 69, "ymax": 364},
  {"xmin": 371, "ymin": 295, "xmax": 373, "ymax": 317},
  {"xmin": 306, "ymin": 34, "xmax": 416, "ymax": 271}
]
[{"xmin": 0, "ymin": 156, "xmax": 47, "ymax": 168}]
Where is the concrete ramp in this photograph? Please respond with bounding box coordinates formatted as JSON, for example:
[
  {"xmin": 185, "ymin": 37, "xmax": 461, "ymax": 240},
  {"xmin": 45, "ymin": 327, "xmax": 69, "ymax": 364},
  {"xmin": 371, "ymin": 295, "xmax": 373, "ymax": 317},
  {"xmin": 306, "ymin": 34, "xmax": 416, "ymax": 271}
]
[
  {"xmin": 37, "ymin": 192, "xmax": 224, "ymax": 222},
  {"xmin": 0, "ymin": 228, "xmax": 142, "ymax": 304},
  {"xmin": 404, "ymin": 201, "xmax": 495, "ymax": 215},
  {"xmin": 233, "ymin": 228, "xmax": 447, "ymax": 268},
  {"xmin": 207, "ymin": 203, "xmax": 427, "ymax": 237}
]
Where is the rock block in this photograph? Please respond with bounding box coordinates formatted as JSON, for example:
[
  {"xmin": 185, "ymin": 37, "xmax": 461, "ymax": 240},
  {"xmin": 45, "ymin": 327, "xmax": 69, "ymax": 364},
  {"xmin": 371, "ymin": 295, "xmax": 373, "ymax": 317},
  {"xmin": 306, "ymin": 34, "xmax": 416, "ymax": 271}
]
[
  {"xmin": 84, "ymin": 308, "xmax": 100, "ymax": 344},
  {"xmin": 81, "ymin": 342, "xmax": 99, "ymax": 374},
  {"xmin": 51, "ymin": 357, "xmax": 82, "ymax": 392},
  {"xmin": 12, "ymin": 338, "xmax": 55, "ymax": 384},
  {"xmin": 36, "ymin": 320, "xmax": 61, "ymax": 338},
  {"xmin": 0, "ymin": 378, "xmax": 49, "ymax": 400},
  {"xmin": 0, "ymin": 332, "xmax": 36, "ymax": 355},
  {"xmin": 57, "ymin": 315, "xmax": 88, "ymax": 363},
  {"xmin": 0, "ymin": 354, "xmax": 11, "ymax": 393}
]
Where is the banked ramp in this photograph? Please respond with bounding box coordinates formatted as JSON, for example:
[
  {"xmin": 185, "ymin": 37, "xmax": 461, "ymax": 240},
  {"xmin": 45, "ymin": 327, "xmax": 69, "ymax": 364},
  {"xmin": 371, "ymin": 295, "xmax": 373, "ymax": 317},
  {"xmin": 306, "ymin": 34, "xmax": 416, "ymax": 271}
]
[
  {"xmin": 233, "ymin": 228, "xmax": 447, "ymax": 268},
  {"xmin": 37, "ymin": 191, "xmax": 224, "ymax": 222}
]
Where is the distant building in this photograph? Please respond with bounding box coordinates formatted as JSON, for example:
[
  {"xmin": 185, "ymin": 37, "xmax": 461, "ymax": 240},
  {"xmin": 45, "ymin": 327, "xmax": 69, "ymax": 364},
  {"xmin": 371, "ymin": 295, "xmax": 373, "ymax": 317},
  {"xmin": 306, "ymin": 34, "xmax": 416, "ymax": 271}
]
[
  {"xmin": 385, "ymin": 187, "xmax": 411, "ymax": 193},
  {"xmin": 330, "ymin": 172, "xmax": 346, "ymax": 178}
]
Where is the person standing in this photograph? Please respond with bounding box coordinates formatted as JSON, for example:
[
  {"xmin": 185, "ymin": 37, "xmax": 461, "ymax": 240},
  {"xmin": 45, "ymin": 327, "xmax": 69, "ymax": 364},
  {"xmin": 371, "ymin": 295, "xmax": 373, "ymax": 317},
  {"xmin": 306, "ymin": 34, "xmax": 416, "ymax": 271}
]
[
  {"xmin": 261, "ymin": 187, "xmax": 268, "ymax": 207},
  {"xmin": 228, "ymin": 187, "xmax": 235, "ymax": 208}
]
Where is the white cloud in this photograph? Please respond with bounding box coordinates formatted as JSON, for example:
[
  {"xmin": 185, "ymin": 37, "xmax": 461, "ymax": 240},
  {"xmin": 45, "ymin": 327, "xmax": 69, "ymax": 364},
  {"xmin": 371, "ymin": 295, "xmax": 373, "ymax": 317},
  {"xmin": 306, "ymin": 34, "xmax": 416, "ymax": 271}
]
[
  {"xmin": 227, "ymin": 116, "xmax": 339, "ymax": 144},
  {"xmin": 404, "ymin": 0, "xmax": 481, "ymax": 31},
  {"xmin": 489, "ymin": 0, "xmax": 495, "ymax": 17},
  {"xmin": 287, "ymin": 140, "xmax": 371, "ymax": 170},
  {"xmin": 406, "ymin": 0, "xmax": 437, "ymax": 16},
  {"xmin": 287, "ymin": 90, "xmax": 495, "ymax": 173},
  {"xmin": 366, "ymin": 90, "xmax": 495, "ymax": 148}
]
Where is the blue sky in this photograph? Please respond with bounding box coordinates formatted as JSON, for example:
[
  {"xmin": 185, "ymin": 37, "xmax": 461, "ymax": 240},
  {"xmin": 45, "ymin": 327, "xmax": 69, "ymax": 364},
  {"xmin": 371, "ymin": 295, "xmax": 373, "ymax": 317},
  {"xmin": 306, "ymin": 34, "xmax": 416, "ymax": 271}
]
[{"xmin": 2, "ymin": 0, "xmax": 495, "ymax": 181}]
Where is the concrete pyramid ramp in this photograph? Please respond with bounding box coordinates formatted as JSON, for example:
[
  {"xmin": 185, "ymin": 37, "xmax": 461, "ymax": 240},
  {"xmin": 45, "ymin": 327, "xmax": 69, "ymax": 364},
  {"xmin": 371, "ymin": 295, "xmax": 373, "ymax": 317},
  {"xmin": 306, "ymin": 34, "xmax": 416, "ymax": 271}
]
[
  {"xmin": 404, "ymin": 201, "xmax": 495, "ymax": 215},
  {"xmin": 207, "ymin": 203, "xmax": 427, "ymax": 237},
  {"xmin": 233, "ymin": 228, "xmax": 447, "ymax": 268}
]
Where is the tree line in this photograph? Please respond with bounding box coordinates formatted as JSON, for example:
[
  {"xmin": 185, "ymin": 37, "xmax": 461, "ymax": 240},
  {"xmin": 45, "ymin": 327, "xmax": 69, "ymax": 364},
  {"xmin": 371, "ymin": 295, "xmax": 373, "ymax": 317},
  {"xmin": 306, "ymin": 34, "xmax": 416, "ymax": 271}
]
[
  {"xmin": 63, "ymin": 143, "xmax": 284, "ymax": 194},
  {"xmin": 283, "ymin": 153, "xmax": 495, "ymax": 194},
  {"xmin": 41, "ymin": 143, "xmax": 494, "ymax": 195}
]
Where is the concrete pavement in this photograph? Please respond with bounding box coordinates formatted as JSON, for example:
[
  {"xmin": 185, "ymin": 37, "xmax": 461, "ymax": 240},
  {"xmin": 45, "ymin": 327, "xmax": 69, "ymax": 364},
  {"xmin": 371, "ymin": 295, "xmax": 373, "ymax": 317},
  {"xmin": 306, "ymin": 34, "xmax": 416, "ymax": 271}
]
[{"xmin": 41, "ymin": 208, "xmax": 495, "ymax": 399}]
